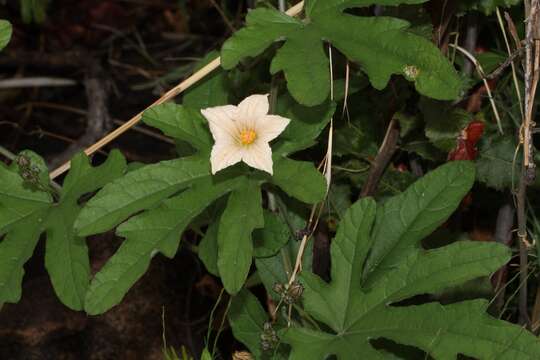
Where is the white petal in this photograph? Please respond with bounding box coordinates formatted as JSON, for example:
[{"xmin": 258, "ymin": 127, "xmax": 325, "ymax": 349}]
[
  {"xmin": 255, "ymin": 114, "xmax": 291, "ymax": 142},
  {"xmin": 242, "ymin": 141, "xmax": 273, "ymax": 175},
  {"xmin": 210, "ymin": 141, "xmax": 243, "ymax": 174},
  {"xmin": 201, "ymin": 105, "xmax": 239, "ymax": 142},
  {"xmin": 237, "ymin": 94, "xmax": 269, "ymax": 126}
]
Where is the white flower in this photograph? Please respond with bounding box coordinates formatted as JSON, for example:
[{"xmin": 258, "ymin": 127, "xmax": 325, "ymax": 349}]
[{"xmin": 201, "ymin": 94, "xmax": 290, "ymax": 175}]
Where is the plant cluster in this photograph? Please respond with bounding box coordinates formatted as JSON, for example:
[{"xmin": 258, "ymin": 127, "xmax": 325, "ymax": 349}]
[{"xmin": 2, "ymin": 0, "xmax": 540, "ymax": 358}]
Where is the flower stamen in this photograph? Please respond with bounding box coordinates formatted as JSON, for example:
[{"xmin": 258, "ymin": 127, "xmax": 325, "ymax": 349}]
[{"xmin": 239, "ymin": 129, "xmax": 257, "ymax": 145}]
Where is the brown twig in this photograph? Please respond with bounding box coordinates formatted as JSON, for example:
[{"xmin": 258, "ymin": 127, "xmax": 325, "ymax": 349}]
[
  {"xmin": 493, "ymin": 203, "xmax": 515, "ymax": 312},
  {"xmin": 463, "ymin": 13, "xmax": 479, "ymax": 76},
  {"xmin": 486, "ymin": 47, "xmax": 525, "ymax": 80},
  {"xmin": 515, "ymin": 0, "xmax": 540, "ymax": 329},
  {"xmin": 360, "ymin": 118, "xmax": 399, "ymax": 198},
  {"xmin": 209, "ymin": 0, "xmax": 236, "ymax": 33}
]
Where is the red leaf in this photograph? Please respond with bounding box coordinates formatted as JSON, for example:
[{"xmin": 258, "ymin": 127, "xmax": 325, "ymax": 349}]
[{"xmin": 448, "ymin": 120, "xmax": 485, "ymax": 161}]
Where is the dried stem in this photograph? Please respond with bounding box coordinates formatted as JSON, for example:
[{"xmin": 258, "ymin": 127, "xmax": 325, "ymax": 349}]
[
  {"xmin": 493, "ymin": 203, "xmax": 515, "ymax": 312},
  {"xmin": 515, "ymin": 0, "xmax": 540, "ymax": 329},
  {"xmin": 360, "ymin": 118, "xmax": 399, "ymax": 198},
  {"xmin": 495, "ymin": 8, "xmax": 524, "ymax": 118},
  {"xmin": 449, "ymin": 44, "xmax": 504, "ymax": 134},
  {"xmin": 49, "ymin": 1, "xmax": 305, "ymax": 179},
  {"xmin": 463, "ymin": 13, "xmax": 478, "ymax": 76},
  {"xmin": 485, "ymin": 47, "xmax": 524, "ymax": 81},
  {"xmin": 209, "ymin": 0, "xmax": 236, "ymax": 33}
]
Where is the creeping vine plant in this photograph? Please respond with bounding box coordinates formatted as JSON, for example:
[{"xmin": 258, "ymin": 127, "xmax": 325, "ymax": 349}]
[
  {"xmin": 2, "ymin": 0, "xmax": 540, "ymax": 358},
  {"xmin": 74, "ymin": 96, "xmax": 332, "ymax": 314},
  {"xmin": 0, "ymin": 151, "xmax": 126, "ymax": 310},
  {"xmin": 222, "ymin": 0, "xmax": 463, "ymax": 105},
  {"xmin": 229, "ymin": 162, "xmax": 540, "ymax": 359}
]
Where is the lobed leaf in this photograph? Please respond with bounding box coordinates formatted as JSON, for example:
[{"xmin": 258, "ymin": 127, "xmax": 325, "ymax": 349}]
[
  {"xmin": 363, "ymin": 161, "xmax": 476, "ymax": 284},
  {"xmin": 44, "ymin": 151, "xmax": 126, "ymax": 310},
  {"xmin": 253, "ymin": 211, "xmax": 289, "ymax": 258},
  {"xmin": 273, "ymin": 98, "xmax": 335, "ymax": 156},
  {"xmin": 75, "ymin": 155, "xmax": 210, "ymax": 236},
  {"xmin": 222, "ymin": 3, "xmax": 461, "ymax": 105},
  {"xmin": 183, "ymin": 51, "xmax": 230, "ymax": 109},
  {"xmin": 0, "ymin": 216, "xmax": 44, "ymax": 303},
  {"xmin": 0, "ymin": 151, "xmax": 125, "ymax": 309},
  {"xmin": 0, "ymin": 155, "xmax": 52, "ymax": 303},
  {"xmin": 280, "ymin": 161, "xmax": 540, "ymax": 359},
  {"xmin": 228, "ymin": 289, "xmax": 269, "ymax": 359},
  {"xmin": 271, "ymin": 158, "xmax": 327, "ymax": 204},
  {"xmin": 0, "ymin": 20, "xmax": 12, "ymax": 51},
  {"xmin": 84, "ymin": 175, "xmax": 241, "ymax": 315},
  {"xmin": 218, "ymin": 179, "xmax": 264, "ymax": 294},
  {"xmin": 198, "ymin": 220, "xmax": 220, "ymax": 276},
  {"xmin": 476, "ymin": 136, "xmax": 517, "ymax": 191},
  {"xmin": 142, "ymin": 103, "xmax": 213, "ymax": 151}
]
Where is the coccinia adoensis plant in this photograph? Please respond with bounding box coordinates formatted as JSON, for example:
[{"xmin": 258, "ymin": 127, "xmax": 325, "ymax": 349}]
[{"xmin": 2, "ymin": 0, "xmax": 540, "ymax": 358}]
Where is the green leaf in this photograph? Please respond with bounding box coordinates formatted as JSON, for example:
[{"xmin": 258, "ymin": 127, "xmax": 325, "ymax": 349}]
[
  {"xmin": 274, "ymin": 97, "xmax": 335, "ymax": 156},
  {"xmin": 271, "ymin": 158, "xmax": 326, "ymax": 204},
  {"xmin": 326, "ymin": 184, "xmax": 352, "ymax": 220},
  {"xmin": 75, "ymin": 156, "xmax": 210, "ymax": 236},
  {"xmin": 380, "ymin": 4, "xmax": 433, "ymax": 39},
  {"xmin": 0, "ymin": 151, "xmax": 125, "ymax": 310},
  {"xmin": 198, "ymin": 221, "xmax": 219, "ymax": 276},
  {"xmin": 363, "ymin": 161, "xmax": 476, "ymax": 284},
  {"xmin": 298, "ymin": 197, "xmax": 378, "ymax": 331},
  {"xmin": 255, "ymin": 200, "xmax": 313, "ymax": 302},
  {"xmin": 222, "ymin": 3, "xmax": 461, "ymax": 105},
  {"xmin": 420, "ymin": 98, "xmax": 472, "ymax": 152},
  {"xmin": 183, "ymin": 51, "xmax": 230, "ymax": 109},
  {"xmin": 142, "ymin": 103, "xmax": 213, "ymax": 151},
  {"xmin": 0, "ymin": 160, "xmax": 52, "ymax": 234},
  {"xmin": 305, "ymin": 0, "xmax": 427, "ymax": 15},
  {"xmin": 280, "ymin": 165, "xmax": 540, "ymax": 358},
  {"xmin": 200, "ymin": 348, "xmax": 212, "ymax": 360},
  {"xmin": 0, "ymin": 20, "xmax": 12, "ymax": 51},
  {"xmin": 253, "ymin": 211, "xmax": 289, "ymax": 258},
  {"xmin": 60, "ymin": 150, "xmax": 127, "ymax": 202},
  {"xmin": 0, "ymin": 153, "xmax": 52, "ymax": 303},
  {"xmin": 218, "ymin": 179, "xmax": 264, "ymax": 294},
  {"xmin": 459, "ymin": 0, "xmax": 521, "ymax": 15},
  {"xmin": 229, "ymin": 289, "xmax": 269, "ymax": 359},
  {"xmin": 270, "ymin": 28, "xmax": 330, "ymax": 106},
  {"xmin": 84, "ymin": 175, "xmax": 241, "ymax": 315},
  {"xmin": 476, "ymin": 136, "xmax": 517, "ymax": 191},
  {"xmin": 221, "ymin": 8, "xmax": 302, "ymax": 71},
  {"xmin": 20, "ymin": 0, "xmax": 49, "ymax": 24},
  {"xmin": 0, "ymin": 215, "xmax": 44, "ymax": 303},
  {"xmin": 44, "ymin": 151, "xmax": 126, "ymax": 310},
  {"xmin": 395, "ymin": 111, "xmax": 419, "ymax": 138}
]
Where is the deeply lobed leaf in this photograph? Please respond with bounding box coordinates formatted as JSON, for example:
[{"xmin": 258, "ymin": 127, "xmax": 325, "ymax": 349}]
[
  {"xmin": 222, "ymin": 1, "xmax": 462, "ymax": 105},
  {"xmin": 0, "ymin": 151, "xmax": 126, "ymax": 310},
  {"xmin": 363, "ymin": 161, "xmax": 476, "ymax": 284},
  {"xmin": 84, "ymin": 175, "xmax": 242, "ymax": 314},
  {"xmin": 75, "ymin": 155, "xmax": 210, "ymax": 236},
  {"xmin": 217, "ymin": 178, "xmax": 264, "ymax": 294},
  {"xmin": 276, "ymin": 161, "xmax": 540, "ymax": 359}
]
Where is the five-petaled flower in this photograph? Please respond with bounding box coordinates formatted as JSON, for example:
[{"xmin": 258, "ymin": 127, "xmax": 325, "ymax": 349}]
[{"xmin": 201, "ymin": 94, "xmax": 290, "ymax": 175}]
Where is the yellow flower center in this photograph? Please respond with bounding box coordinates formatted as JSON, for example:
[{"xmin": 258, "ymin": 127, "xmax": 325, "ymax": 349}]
[{"xmin": 239, "ymin": 129, "xmax": 257, "ymax": 145}]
